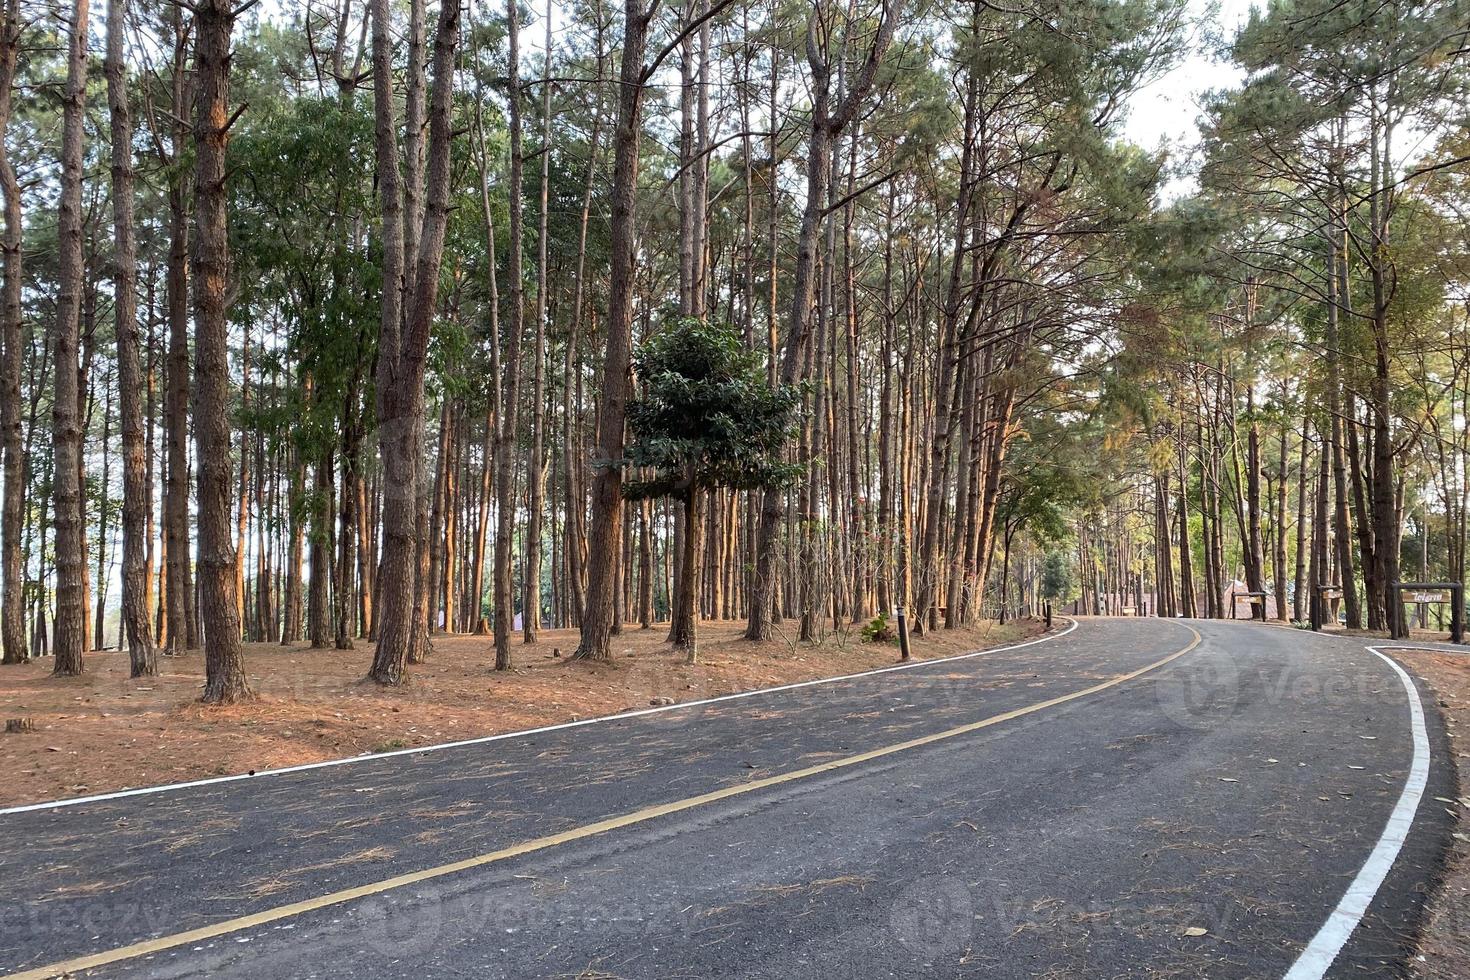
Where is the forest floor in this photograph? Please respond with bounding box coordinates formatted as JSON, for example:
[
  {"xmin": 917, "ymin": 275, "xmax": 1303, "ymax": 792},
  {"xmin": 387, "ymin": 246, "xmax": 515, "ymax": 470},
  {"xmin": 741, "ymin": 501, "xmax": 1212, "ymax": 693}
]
[
  {"xmin": 1402, "ymin": 650, "xmax": 1470, "ymax": 979},
  {"xmin": 1321, "ymin": 626, "xmax": 1461, "ymax": 642},
  {"xmin": 0, "ymin": 616, "xmax": 1042, "ymax": 809}
]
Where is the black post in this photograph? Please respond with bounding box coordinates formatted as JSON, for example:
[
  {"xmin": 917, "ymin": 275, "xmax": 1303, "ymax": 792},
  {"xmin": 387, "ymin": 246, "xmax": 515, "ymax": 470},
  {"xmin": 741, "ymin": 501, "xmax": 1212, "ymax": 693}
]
[
  {"xmin": 1309, "ymin": 585, "xmax": 1321, "ymax": 632},
  {"xmin": 1453, "ymin": 584, "xmax": 1464, "ymax": 645},
  {"xmin": 1230, "ymin": 592, "xmax": 1238, "ymax": 620},
  {"xmin": 896, "ymin": 606, "xmax": 911, "ymax": 662},
  {"xmin": 1044, "ymin": 602, "xmax": 1052, "ymax": 630}
]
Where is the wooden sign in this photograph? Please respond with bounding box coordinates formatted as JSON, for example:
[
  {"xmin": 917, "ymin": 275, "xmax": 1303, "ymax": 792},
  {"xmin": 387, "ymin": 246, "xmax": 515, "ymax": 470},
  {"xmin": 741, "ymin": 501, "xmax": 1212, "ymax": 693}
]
[{"xmin": 1408, "ymin": 591, "xmax": 1449, "ymax": 604}]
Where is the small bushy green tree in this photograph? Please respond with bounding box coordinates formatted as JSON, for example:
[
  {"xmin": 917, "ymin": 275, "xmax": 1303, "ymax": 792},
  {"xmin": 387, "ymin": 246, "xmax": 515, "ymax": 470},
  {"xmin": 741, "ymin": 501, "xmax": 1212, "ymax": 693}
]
[
  {"xmin": 1041, "ymin": 550, "xmax": 1077, "ymax": 605},
  {"xmin": 624, "ymin": 319, "xmax": 802, "ymax": 662}
]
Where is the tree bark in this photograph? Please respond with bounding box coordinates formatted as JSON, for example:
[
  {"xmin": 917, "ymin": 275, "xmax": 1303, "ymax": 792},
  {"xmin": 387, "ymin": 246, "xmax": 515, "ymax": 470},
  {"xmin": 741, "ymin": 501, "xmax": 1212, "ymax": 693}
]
[
  {"xmin": 366, "ymin": 0, "xmax": 461, "ymax": 683},
  {"xmin": 0, "ymin": 0, "xmax": 26, "ymax": 665},
  {"xmin": 523, "ymin": 1, "xmax": 554, "ymax": 645},
  {"xmin": 107, "ymin": 0, "xmax": 156, "ymax": 675},
  {"xmin": 672, "ymin": 484, "xmax": 703, "ymax": 661},
  {"xmin": 562, "ymin": 39, "xmax": 603, "ymax": 626},
  {"xmin": 494, "ymin": 0, "xmax": 526, "ymax": 669},
  {"xmin": 573, "ymin": 0, "xmax": 654, "ymax": 662},
  {"xmin": 163, "ymin": 11, "xmax": 195, "ymax": 653},
  {"xmin": 308, "ymin": 455, "xmax": 333, "ymax": 648},
  {"xmin": 335, "ymin": 415, "xmax": 361, "ymax": 648},
  {"xmin": 193, "ymin": 0, "xmax": 251, "ymax": 703},
  {"xmin": 50, "ymin": 0, "xmax": 90, "ymax": 676},
  {"xmin": 365, "ymin": 0, "xmax": 412, "ymax": 682},
  {"xmin": 1273, "ymin": 425, "xmax": 1289, "ymax": 621},
  {"xmin": 1327, "ymin": 165, "xmax": 1361, "ymax": 630},
  {"xmin": 1176, "ymin": 426, "xmax": 1195, "ymax": 617},
  {"xmin": 1292, "ymin": 427, "xmax": 1309, "ymax": 623}
]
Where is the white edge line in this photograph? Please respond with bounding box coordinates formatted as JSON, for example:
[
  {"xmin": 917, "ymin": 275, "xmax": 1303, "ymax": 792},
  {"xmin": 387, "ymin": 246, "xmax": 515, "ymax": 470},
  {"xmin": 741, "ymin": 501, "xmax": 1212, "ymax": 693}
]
[
  {"xmin": 1282, "ymin": 645, "xmax": 1431, "ymax": 980},
  {"xmin": 0, "ymin": 618, "xmax": 1080, "ymax": 817},
  {"xmin": 1249, "ymin": 618, "xmax": 1470, "ymax": 656}
]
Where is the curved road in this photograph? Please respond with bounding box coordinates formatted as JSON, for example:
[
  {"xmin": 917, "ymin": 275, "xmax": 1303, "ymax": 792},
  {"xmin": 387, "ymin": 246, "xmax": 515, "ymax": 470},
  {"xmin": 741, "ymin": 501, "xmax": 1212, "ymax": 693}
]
[{"xmin": 0, "ymin": 618, "xmax": 1454, "ymax": 979}]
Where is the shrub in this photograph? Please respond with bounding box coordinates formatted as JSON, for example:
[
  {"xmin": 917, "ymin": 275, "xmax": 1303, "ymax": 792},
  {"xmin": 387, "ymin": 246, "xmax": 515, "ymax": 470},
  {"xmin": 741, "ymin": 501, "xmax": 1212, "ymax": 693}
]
[{"xmin": 861, "ymin": 612, "xmax": 896, "ymax": 643}]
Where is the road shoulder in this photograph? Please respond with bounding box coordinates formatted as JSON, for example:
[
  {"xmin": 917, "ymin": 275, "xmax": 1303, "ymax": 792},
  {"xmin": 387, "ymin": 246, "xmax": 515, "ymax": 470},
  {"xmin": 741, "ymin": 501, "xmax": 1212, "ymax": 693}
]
[
  {"xmin": 0, "ymin": 618, "xmax": 1046, "ymax": 810},
  {"xmin": 1397, "ymin": 650, "xmax": 1470, "ymax": 979}
]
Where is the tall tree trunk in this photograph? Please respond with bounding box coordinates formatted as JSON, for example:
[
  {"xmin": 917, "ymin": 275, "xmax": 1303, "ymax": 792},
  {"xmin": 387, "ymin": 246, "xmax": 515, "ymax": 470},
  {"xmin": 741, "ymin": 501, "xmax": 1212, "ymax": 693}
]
[
  {"xmin": 426, "ymin": 400, "xmax": 450, "ymax": 632},
  {"xmin": 842, "ymin": 143, "xmax": 864, "ymax": 623},
  {"xmin": 668, "ymin": 58, "xmax": 716, "ymax": 649},
  {"xmin": 1155, "ymin": 469, "xmax": 1176, "ymax": 617},
  {"xmin": 366, "ymin": 0, "xmax": 412, "ymax": 682},
  {"xmin": 356, "ymin": 462, "xmax": 374, "ymax": 636},
  {"xmin": 1309, "ymin": 421, "xmax": 1329, "ymax": 626},
  {"xmin": 573, "ymin": 0, "xmax": 656, "ymax": 662},
  {"xmin": 0, "ymin": 0, "xmax": 25, "ymax": 664},
  {"xmin": 471, "ymin": 406, "xmax": 492, "ymax": 632},
  {"xmin": 366, "ymin": 0, "xmax": 461, "ymax": 683},
  {"xmin": 93, "ymin": 363, "xmax": 112, "ymax": 649},
  {"xmin": 471, "ymin": 80, "xmax": 503, "ymax": 638},
  {"xmin": 193, "ymin": 0, "xmax": 251, "ymax": 703},
  {"xmin": 637, "ymin": 498, "xmax": 653, "ymax": 627},
  {"xmin": 1273, "ymin": 426, "xmax": 1289, "ymax": 621},
  {"xmin": 1243, "ymin": 361, "xmax": 1265, "ymax": 595},
  {"xmin": 107, "ymin": 0, "xmax": 156, "ymax": 675},
  {"xmin": 438, "ymin": 402, "xmax": 459, "ymax": 633},
  {"xmin": 335, "ymin": 424, "xmax": 359, "ymax": 649},
  {"xmin": 281, "ymin": 454, "xmax": 305, "ymax": 642},
  {"xmin": 1293, "ymin": 428, "xmax": 1309, "ymax": 623},
  {"xmin": 1344, "ymin": 398, "xmax": 1378, "ymax": 628},
  {"xmin": 402, "ymin": 0, "xmax": 426, "ymax": 268},
  {"xmin": 523, "ymin": 4, "xmax": 554, "ymax": 645},
  {"xmin": 494, "ymin": 0, "xmax": 526, "ymax": 669},
  {"xmin": 164, "ymin": 11, "xmax": 195, "ymax": 653},
  {"xmin": 875, "ymin": 198, "xmax": 895, "ymax": 619},
  {"xmin": 1367, "ymin": 109, "xmax": 1400, "ymax": 629},
  {"xmin": 49, "ymin": 0, "xmax": 90, "ymax": 676},
  {"xmin": 561, "ymin": 41, "xmax": 603, "ymax": 626},
  {"xmin": 673, "ymin": 483, "xmax": 702, "ymax": 661},
  {"xmin": 664, "ymin": 0, "xmax": 695, "ymax": 636},
  {"xmin": 1176, "ymin": 428, "xmax": 1195, "ymax": 617},
  {"xmin": 1327, "ymin": 170, "xmax": 1361, "ymax": 629},
  {"xmin": 308, "ymin": 455, "xmax": 333, "ymax": 648}
]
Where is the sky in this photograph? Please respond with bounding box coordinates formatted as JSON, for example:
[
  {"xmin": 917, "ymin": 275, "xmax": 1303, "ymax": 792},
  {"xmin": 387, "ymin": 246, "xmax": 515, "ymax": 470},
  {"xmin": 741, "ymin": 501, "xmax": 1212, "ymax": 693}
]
[
  {"xmin": 1121, "ymin": 0, "xmax": 1258, "ymax": 195},
  {"xmin": 252, "ymin": 0, "xmax": 1255, "ymax": 184}
]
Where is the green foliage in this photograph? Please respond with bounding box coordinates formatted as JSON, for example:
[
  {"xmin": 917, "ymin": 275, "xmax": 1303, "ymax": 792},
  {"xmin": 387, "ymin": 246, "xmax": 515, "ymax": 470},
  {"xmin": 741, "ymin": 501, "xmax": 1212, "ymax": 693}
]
[
  {"xmin": 229, "ymin": 95, "xmax": 380, "ymax": 457},
  {"xmin": 860, "ymin": 612, "xmax": 896, "ymax": 644},
  {"xmin": 1041, "ymin": 551, "xmax": 1077, "ymax": 602},
  {"xmin": 996, "ymin": 406, "xmax": 1099, "ymax": 542},
  {"xmin": 623, "ymin": 319, "xmax": 804, "ymax": 501}
]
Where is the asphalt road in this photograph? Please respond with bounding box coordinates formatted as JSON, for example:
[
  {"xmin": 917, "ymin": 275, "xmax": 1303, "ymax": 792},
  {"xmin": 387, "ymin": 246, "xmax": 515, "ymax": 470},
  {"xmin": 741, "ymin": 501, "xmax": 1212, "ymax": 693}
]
[{"xmin": 0, "ymin": 617, "xmax": 1454, "ymax": 979}]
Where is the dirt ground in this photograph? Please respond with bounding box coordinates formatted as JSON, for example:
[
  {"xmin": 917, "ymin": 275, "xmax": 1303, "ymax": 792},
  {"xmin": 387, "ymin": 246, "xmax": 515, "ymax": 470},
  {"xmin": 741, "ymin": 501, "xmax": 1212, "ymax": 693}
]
[
  {"xmin": 0, "ymin": 616, "xmax": 1042, "ymax": 809},
  {"xmin": 1318, "ymin": 626, "xmax": 1460, "ymax": 643},
  {"xmin": 1399, "ymin": 650, "xmax": 1470, "ymax": 979}
]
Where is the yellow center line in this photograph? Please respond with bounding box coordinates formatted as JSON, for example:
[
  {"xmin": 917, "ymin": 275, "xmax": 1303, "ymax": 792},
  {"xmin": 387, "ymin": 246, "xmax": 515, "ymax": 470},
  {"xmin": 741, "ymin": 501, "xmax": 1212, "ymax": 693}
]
[{"xmin": 8, "ymin": 623, "xmax": 1201, "ymax": 980}]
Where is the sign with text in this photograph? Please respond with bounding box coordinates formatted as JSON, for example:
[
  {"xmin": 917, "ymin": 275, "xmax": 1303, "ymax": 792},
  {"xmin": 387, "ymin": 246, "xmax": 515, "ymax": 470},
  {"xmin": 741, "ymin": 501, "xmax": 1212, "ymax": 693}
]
[{"xmin": 1391, "ymin": 583, "xmax": 1464, "ymax": 643}]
